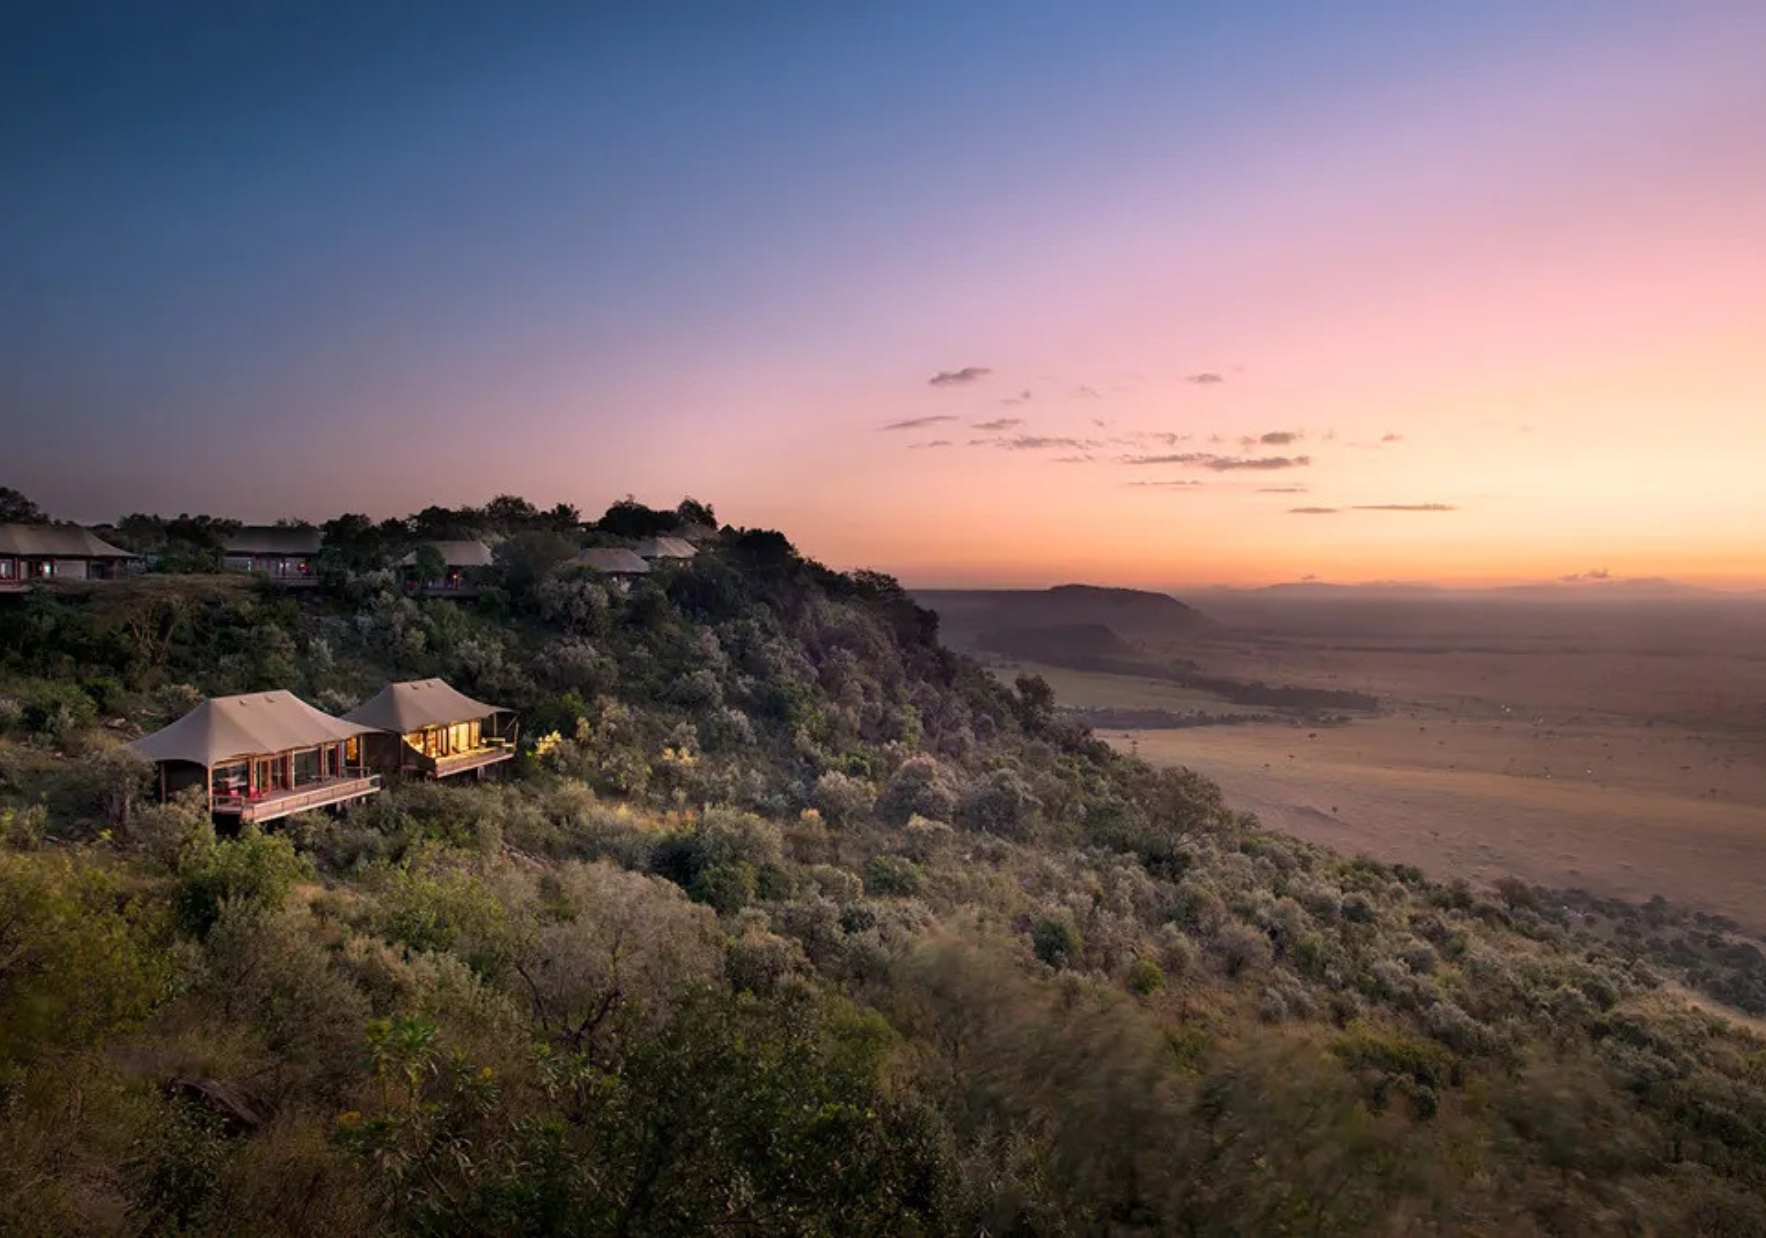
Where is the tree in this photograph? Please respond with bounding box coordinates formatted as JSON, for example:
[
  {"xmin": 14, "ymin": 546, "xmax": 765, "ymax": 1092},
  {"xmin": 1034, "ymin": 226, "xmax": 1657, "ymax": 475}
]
[
  {"xmin": 597, "ymin": 497, "xmax": 679, "ymax": 539},
  {"xmin": 505, "ymin": 862, "xmax": 722, "ymax": 1056},
  {"xmin": 0, "ymin": 487, "xmax": 46, "ymax": 524},
  {"xmin": 494, "ymin": 531, "xmax": 576, "ymax": 603},
  {"xmin": 319, "ymin": 513, "xmax": 389, "ymax": 573},
  {"xmin": 413, "ymin": 543, "xmax": 447, "ymax": 586},
  {"xmin": 484, "ymin": 494, "xmax": 542, "ymax": 531},
  {"xmin": 675, "ymin": 497, "xmax": 717, "ymax": 529}
]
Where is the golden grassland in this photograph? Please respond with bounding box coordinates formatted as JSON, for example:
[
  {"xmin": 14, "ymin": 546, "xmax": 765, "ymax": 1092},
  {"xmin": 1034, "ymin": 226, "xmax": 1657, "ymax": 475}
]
[{"xmin": 996, "ymin": 603, "xmax": 1766, "ymax": 931}]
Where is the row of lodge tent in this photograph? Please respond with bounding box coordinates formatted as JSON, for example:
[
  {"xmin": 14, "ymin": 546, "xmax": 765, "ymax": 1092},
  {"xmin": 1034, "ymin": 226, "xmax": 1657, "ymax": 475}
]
[
  {"xmin": 0, "ymin": 523, "xmax": 142, "ymax": 589},
  {"xmin": 129, "ymin": 679, "xmax": 517, "ymax": 825},
  {"xmin": 0, "ymin": 521, "xmax": 699, "ymax": 596}
]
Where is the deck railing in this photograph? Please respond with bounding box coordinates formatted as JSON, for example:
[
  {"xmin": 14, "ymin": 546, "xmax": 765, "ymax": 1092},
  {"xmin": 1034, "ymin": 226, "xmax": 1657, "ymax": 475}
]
[{"xmin": 213, "ymin": 772, "xmax": 382, "ymax": 822}]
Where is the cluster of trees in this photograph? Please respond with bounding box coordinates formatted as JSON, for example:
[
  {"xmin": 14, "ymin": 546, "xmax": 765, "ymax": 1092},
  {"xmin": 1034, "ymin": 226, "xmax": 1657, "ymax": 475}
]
[
  {"xmin": 1, "ymin": 499, "xmax": 1765, "ymax": 1233},
  {"xmin": 7, "ymin": 486, "xmax": 717, "ymax": 581}
]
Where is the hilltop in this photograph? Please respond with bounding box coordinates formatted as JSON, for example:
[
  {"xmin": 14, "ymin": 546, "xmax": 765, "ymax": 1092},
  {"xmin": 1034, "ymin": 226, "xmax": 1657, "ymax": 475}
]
[
  {"xmin": 0, "ymin": 497, "xmax": 1763, "ymax": 1233},
  {"xmin": 915, "ymin": 582, "xmax": 1214, "ymax": 650}
]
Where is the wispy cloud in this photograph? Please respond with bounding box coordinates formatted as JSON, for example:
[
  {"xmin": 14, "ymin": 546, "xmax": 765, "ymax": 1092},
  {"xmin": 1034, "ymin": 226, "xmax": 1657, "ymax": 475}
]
[
  {"xmin": 1289, "ymin": 506, "xmax": 1339, "ymax": 515},
  {"xmin": 1074, "ymin": 386, "xmax": 1102, "ymax": 399},
  {"xmin": 928, "ymin": 366, "xmax": 992, "ymax": 387},
  {"xmin": 1001, "ymin": 389, "xmax": 1033, "ymax": 406},
  {"xmin": 881, "ymin": 415, "xmax": 958, "ymax": 431},
  {"xmin": 1558, "ymin": 568, "xmax": 1612, "ymax": 582},
  {"xmin": 910, "ymin": 440, "xmax": 952, "ymax": 449},
  {"xmin": 1053, "ymin": 455, "xmax": 1095, "ymax": 464},
  {"xmin": 1122, "ymin": 452, "xmax": 1216, "ymax": 466},
  {"xmin": 1121, "ymin": 451, "xmax": 1311, "ymax": 471},
  {"xmin": 1257, "ymin": 486, "xmax": 1308, "ymax": 494},
  {"xmin": 971, "ymin": 417, "xmax": 1023, "ymax": 431},
  {"xmin": 1352, "ymin": 503, "xmax": 1457, "ymax": 512},
  {"xmin": 1000, "ymin": 435, "xmax": 1096, "ymax": 451},
  {"xmin": 1128, "ymin": 479, "xmax": 1205, "ymax": 488},
  {"xmin": 1187, "ymin": 372, "xmax": 1224, "ymax": 385},
  {"xmin": 1209, "ymin": 455, "xmax": 1311, "ymax": 471},
  {"xmin": 1381, "ymin": 432, "xmax": 1404, "ymax": 443},
  {"xmin": 1258, "ymin": 430, "xmax": 1301, "ymax": 445}
]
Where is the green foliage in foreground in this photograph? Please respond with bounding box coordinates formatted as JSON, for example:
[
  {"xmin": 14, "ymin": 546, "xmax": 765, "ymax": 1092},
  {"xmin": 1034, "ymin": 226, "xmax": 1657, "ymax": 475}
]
[{"xmin": 0, "ymin": 519, "xmax": 1764, "ymax": 1234}]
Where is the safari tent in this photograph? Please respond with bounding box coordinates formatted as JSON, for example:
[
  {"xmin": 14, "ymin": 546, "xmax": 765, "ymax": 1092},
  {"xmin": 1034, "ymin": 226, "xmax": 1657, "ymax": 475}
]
[
  {"xmin": 343, "ymin": 679, "xmax": 516, "ymax": 779},
  {"xmin": 130, "ymin": 692, "xmax": 382, "ymax": 823},
  {"xmin": 0, "ymin": 523, "xmax": 141, "ymax": 588}
]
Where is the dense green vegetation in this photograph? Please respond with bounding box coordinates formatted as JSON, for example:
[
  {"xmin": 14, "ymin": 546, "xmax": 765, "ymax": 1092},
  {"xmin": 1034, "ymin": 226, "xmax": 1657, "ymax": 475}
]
[{"xmin": 2, "ymin": 496, "xmax": 1765, "ymax": 1234}]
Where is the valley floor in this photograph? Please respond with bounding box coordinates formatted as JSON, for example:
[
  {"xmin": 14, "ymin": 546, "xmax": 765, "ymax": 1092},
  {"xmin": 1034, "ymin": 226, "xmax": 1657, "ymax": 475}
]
[
  {"xmin": 1112, "ymin": 719, "xmax": 1766, "ymax": 933},
  {"xmin": 984, "ymin": 599, "xmax": 1766, "ymax": 933}
]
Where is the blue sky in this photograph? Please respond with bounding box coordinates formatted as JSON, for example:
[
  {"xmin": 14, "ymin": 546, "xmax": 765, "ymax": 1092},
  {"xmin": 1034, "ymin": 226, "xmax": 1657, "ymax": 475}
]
[{"xmin": 5, "ymin": 2, "xmax": 1764, "ymax": 585}]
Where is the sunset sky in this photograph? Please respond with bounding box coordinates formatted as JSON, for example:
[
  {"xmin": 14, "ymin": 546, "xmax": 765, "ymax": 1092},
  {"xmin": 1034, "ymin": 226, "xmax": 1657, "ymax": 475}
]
[{"xmin": 5, "ymin": 2, "xmax": 1765, "ymax": 588}]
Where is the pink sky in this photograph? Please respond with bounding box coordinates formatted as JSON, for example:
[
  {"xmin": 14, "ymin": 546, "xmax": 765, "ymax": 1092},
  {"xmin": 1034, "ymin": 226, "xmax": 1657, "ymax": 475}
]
[{"xmin": 10, "ymin": 4, "xmax": 1766, "ymax": 588}]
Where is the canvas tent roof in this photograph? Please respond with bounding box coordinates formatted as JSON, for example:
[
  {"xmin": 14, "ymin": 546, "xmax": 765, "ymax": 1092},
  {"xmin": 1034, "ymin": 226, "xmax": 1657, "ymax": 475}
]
[
  {"xmin": 224, "ymin": 526, "xmax": 323, "ymax": 555},
  {"xmin": 343, "ymin": 679, "xmax": 509, "ymax": 734},
  {"xmin": 0, "ymin": 523, "xmax": 139, "ymax": 559},
  {"xmin": 575, "ymin": 547, "xmax": 650, "ymax": 575},
  {"xmin": 632, "ymin": 536, "xmax": 697, "ymax": 560},
  {"xmin": 400, "ymin": 540, "xmax": 494, "ymax": 569},
  {"xmin": 130, "ymin": 693, "xmax": 374, "ymax": 767}
]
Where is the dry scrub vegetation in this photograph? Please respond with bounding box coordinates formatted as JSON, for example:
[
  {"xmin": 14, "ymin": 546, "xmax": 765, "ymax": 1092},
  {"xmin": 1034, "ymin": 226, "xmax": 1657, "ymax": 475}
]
[{"xmin": 1, "ymin": 503, "xmax": 1765, "ymax": 1234}]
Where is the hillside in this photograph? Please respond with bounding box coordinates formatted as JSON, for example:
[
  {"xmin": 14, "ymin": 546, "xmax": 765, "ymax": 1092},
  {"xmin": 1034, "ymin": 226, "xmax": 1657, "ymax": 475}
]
[
  {"xmin": 0, "ymin": 511, "xmax": 1764, "ymax": 1234},
  {"xmin": 916, "ymin": 583, "xmax": 1214, "ymax": 649}
]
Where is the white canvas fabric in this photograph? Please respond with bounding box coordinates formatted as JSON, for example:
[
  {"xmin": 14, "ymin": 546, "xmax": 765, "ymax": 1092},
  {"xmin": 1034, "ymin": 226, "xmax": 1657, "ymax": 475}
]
[
  {"xmin": 342, "ymin": 679, "xmax": 508, "ymax": 734},
  {"xmin": 575, "ymin": 547, "xmax": 650, "ymax": 574},
  {"xmin": 130, "ymin": 693, "xmax": 374, "ymax": 767}
]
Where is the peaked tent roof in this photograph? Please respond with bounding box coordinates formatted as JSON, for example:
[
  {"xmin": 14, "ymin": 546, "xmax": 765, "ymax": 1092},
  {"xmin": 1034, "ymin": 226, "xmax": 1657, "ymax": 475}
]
[
  {"xmin": 632, "ymin": 536, "xmax": 697, "ymax": 560},
  {"xmin": 342, "ymin": 679, "xmax": 510, "ymax": 733},
  {"xmin": 575, "ymin": 547, "xmax": 650, "ymax": 575},
  {"xmin": 224, "ymin": 526, "xmax": 323, "ymax": 555},
  {"xmin": 130, "ymin": 693, "xmax": 375, "ymax": 767},
  {"xmin": 0, "ymin": 523, "xmax": 139, "ymax": 559},
  {"xmin": 400, "ymin": 539, "xmax": 494, "ymax": 569}
]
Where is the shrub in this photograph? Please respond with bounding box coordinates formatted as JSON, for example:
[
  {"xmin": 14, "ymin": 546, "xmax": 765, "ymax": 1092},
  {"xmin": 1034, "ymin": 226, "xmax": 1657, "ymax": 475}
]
[
  {"xmin": 0, "ymin": 852, "xmax": 169, "ymax": 1068},
  {"xmin": 1214, "ymin": 922, "xmax": 1272, "ymax": 977},
  {"xmin": 1126, "ymin": 956, "xmax": 1165, "ymax": 996},
  {"xmin": 1032, "ymin": 916, "xmax": 1084, "ymax": 969},
  {"xmin": 810, "ymin": 771, "xmax": 875, "ymax": 825},
  {"xmin": 862, "ymin": 855, "xmax": 923, "ymax": 898},
  {"xmin": 18, "ymin": 682, "xmax": 96, "ymax": 744},
  {"xmin": 875, "ymin": 756, "xmax": 957, "ymax": 828},
  {"xmin": 173, "ymin": 829, "xmax": 312, "ymax": 938},
  {"xmin": 957, "ymin": 768, "xmax": 1040, "ymax": 840}
]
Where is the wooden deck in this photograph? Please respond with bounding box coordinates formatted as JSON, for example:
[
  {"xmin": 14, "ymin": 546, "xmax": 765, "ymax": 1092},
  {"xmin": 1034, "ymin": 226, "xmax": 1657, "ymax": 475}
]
[
  {"xmin": 214, "ymin": 773, "xmax": 382, "ymax": 823},
  {"xmin": 428, "ymin": 744, "xmax": 514, "ymax": 779}
]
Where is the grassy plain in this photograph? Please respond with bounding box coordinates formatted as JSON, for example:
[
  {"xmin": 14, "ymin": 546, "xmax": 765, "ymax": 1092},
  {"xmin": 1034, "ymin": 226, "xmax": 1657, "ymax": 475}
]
[{"xmin": 992, "ymin": 596, "xmax": 1766, "ymax": 931}]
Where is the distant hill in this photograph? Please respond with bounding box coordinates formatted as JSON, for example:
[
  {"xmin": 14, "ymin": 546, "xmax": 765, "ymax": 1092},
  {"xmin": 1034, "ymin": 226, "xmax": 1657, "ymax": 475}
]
[
  {"xmin": 916, "ymin": 584, "xmax": 1213, "ymax": 650},
  {"xmin": 975, "ymin": 622, "xmax": 1147, "ymax": 671}
]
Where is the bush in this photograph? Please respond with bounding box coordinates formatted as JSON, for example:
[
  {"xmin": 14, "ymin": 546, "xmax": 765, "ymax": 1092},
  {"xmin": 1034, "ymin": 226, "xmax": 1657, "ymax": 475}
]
[
  {"xmin": 957, "ymin": 768, "xmax": 1040, "ymax": 840},
  {"xmin": 862, "ymin": 855, "xmax": 923, "ymax": 898},
  {"xmin": 810, "ymin": 772, "xmax": 874, "ymax": 825},
  {"xmin": 1032, "ymin": 916, "xmax": 1084, "ymax": 969},
  {"xmin": 1126, "ymin": 956, "xmax": 1165, "ymax": 996},
  {"xmin": 173, "ymin": 829, "xmax": 312, "ymax": 938},
  {"xmin": 1214, "ymin": 922, "xmax": 1272, "ymax": 977},
  {"xmin": 0, "ymin": 852, "xmax": 169, "ymax": 1068},
  {"xmin": 875, "ymin": 756, "xmax": 957, "ymax": 828}
]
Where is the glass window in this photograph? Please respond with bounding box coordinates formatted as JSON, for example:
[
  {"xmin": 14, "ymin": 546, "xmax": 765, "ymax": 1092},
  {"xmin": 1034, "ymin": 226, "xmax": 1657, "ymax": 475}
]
[{"xmin": 212, "ymin": 762, "xmax": 249, "ymax": 799}]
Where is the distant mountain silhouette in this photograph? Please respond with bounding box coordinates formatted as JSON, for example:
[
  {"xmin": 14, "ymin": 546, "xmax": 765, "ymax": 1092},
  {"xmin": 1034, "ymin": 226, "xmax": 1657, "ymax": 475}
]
[
  {"xmin": 975, "ymin": 622, "xmax": 1143, "ymax": 667},
  {"xmin": 916, "ymin": 584, "xmax": 1213, "ymax": 649}
]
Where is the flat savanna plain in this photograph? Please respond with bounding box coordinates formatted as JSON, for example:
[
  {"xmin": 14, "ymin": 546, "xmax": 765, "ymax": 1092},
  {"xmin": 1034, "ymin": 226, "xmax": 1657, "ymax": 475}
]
[{"xmin": 996, "ymin": 596, "xmax": 1766, "ymax": 932}]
